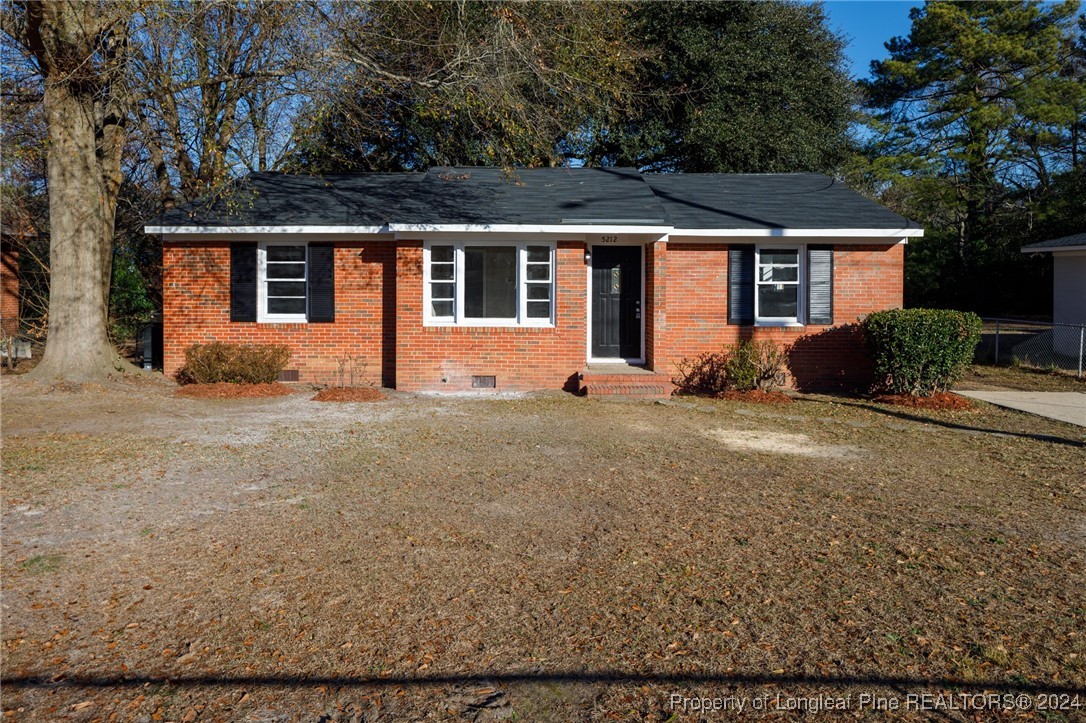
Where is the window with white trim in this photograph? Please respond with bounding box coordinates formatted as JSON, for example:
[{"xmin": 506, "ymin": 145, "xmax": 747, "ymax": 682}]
[
  {"xmin": 755, "ymin": 246, "xmax": 801, "ymax": 324},
  {"xmin": 425, "ymin": 242, "xmax": 555, "ymax": 326},
  {"xmin": 259, "ymin": 242, "xmax": 307, "ymax": 322}
]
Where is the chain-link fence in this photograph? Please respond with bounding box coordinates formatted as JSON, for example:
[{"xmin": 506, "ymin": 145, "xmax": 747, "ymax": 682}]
[{"xmin": 976, "ymin": 318, "xmax": 1086, "ymax": 377}]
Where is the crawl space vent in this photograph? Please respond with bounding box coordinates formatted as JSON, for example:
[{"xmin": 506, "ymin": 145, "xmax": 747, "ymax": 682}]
[
  {"xmin": 472, "ymin": 375, "xmax": 496, "ymax": 389},
  {"xmin": 278, "ymin": 369, "xmax": 300, "ymax": 382}
]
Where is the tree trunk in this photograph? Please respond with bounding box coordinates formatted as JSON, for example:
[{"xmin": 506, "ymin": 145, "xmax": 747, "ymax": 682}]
[{"xmin": 29, "ymin": 76, "xmax": 133, "ymax": 382}]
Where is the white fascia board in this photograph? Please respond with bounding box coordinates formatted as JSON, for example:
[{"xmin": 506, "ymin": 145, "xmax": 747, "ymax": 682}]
[
  {"xmin": 1021, "ymin": 245, "xmax": 1086, "ymax": 254},
  {"xmin": 670, "ymin": 227, "xmax": 924, "ymax": 238},
  {"xmin": 144, "ymin": 225, "xmax": 390, "ymax": 235},
  {"xmin": 388, "ymin": 223, "xmax": 674, "ymax": 235}
]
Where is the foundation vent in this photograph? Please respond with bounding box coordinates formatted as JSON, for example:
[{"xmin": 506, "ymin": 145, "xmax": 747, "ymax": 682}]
[
  {"xmin": 277, "ymin": 369, "xmax": 300, "ymax": 382},
  {"xmin": 471, "ymin": 375, "xmax": 496, "ymax": 389}
]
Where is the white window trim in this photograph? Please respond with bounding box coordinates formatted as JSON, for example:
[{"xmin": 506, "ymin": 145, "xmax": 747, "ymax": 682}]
[
  {"xmin": 754, "ymin": 244, "xmax": 805, "ymax": 327},
  {"xmin": 423, "ymin": 240, "xmax": 556, "ymax": 328},
  {"xmin": 258, "ymin": 240, "xmax": 309, "ymax": 324}
]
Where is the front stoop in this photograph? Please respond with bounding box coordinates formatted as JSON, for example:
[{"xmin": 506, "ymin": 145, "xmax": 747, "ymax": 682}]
[{"xmin": 578, "ymin": 366, "xmax": 675, "ymax": 399}]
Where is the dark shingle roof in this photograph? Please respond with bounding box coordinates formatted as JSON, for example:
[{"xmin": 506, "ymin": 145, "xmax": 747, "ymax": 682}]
[
  {"xmin": 642, "ymin": 173, "xmax": 913, "ymax": 230},
  {"xmin": 1021, "ymin": 231, "xmax": 1086, "ymax": 252},
  {"xmin": 155, "ymin": 168, "xmax": 916, "ymax": 230}
]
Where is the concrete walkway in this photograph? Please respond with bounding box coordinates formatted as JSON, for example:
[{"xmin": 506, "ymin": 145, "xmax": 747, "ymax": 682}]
[{"xmin": 957, "ymin": 391, "xmax": 1086, "ymax": 427}]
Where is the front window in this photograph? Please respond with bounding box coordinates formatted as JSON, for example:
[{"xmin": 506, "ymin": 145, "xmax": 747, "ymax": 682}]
[
  {"xmin": 425, "ymin": 242, "xmax": 555, "ymax": 326},
  {"xmin": 755, "ymin": 247, "xmax": 800, "ymax": 324},
  {"xmin": 260, "ymin": 243, "xmax": 307, "ymax": 322},
  {"xmin": 465, "ymin": 246, "xmax": 517, "ymax": 319}
]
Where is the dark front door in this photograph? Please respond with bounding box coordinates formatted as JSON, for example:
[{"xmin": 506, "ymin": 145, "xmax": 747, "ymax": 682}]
[{"xmin": 592, "ymin": 245, "xmax": 642, "ymax": 359}]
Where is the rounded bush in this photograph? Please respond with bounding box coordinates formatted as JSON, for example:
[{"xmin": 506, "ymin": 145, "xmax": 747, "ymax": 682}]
[{"xmin": 863, "ymin": 309, "xmax": 982, "ymax": 396}]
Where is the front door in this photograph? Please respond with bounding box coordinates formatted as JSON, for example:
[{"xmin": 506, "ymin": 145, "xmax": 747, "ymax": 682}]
[{"xmin": 591, "ymin": 245, "xmax": 642, "ymax": 359}]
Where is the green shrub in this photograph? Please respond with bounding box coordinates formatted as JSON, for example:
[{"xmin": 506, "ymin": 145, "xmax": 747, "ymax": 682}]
[
  {"xmin": 674, "ymin": 340, "xmax": 789, "ymax": 394},
  {"xmin": 723, "ymin": 343, "xmax": 758, "ymax": 391},
  {"xmin": 863, "ymin": 308, "xmax": 982, "ymax": 396},
  {"xmin": 177, "ymin": 342, "xmax": 291, "ymax": 385}
]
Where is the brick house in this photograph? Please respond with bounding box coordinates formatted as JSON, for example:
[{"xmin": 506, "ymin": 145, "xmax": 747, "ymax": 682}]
[
  {"xmin": 1, "ymin": 233, "xmax": 23, "ymax": 338},
  {"xmin": 147, "ymin": 168, "xmax": 921, "ymax": 395}
]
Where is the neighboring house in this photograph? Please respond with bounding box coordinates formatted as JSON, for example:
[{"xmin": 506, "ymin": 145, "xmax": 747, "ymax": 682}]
[
  {"xmin": 1, "ymin": 228, "xmax": 24, "ymax": 338},
  {"xmin": 146, "ymin": 168, "xmax": 922, "ymax": 395},
  {"xmin": 1022, "ymin": 231, "xmax": 1086, "ymax": 357}
]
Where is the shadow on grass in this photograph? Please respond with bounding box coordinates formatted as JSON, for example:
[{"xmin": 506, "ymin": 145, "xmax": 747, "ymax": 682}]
[
  {"xmin": 797, "ymin": 397, "xmax": 1085, "ymax": 449},
  {"xmin": 4, "ymin": 670, "xmax": 1085, "ymax": 696}
]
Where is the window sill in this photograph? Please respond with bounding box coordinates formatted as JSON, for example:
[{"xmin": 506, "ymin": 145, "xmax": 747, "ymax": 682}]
[
  {"xmin": 754, "ymin": 321, "xmax": 805, "ymax": 328},
  {"xmin": 258, "ymin": 318, "xmax": 308, "ymax": 324},
  {"xmin": 424, "ymin": 321, "xmax": 556, "ymax": 330}
]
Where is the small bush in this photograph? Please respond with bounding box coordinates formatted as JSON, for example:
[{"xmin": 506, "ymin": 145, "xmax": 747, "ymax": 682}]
[
  {"xmin": 674, "ymin": 340, "xmax": 789, "ymax": 395},
  {"xmin": 863, "ymin": 308, "xmax": 982, "ymax": 396},
  {"xmin": 673, "ymin": 349, "xmax": 729, "ymax": 395},
  {"xmin": 177, "ymin": 342, "xmax": 290, "ymax": 385}
]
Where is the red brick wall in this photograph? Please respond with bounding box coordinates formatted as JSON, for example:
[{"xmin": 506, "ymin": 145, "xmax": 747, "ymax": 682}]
[
  {"xmin": 1, "ymin": 243, "xmax": 18, "ymax": 337},
  {"xmin": 393, "ymin": 240, "xmax": 588, "ymax": 392},
  {"xmin": 652, "ymin": 242, "xmax": 904, "ymax": 390},
  {"xmin": 163, "ymin": 242, "xmax": 393, "ymax": 385},
  {"xmin": 162, "ymin": 238, "xmax": 902, "ymax": 392}
]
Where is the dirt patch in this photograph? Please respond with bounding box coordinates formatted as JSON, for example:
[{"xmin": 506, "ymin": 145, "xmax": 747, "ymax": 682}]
[
  {"xmin": 703, "ymin": 428, "xmax": 861, "ymax": 457},
  {"xmin": 874, "ymin": 392, "xmax": 973, "ymax": 410},
  {"xmin": 311, "ymin": 386, "xmax": 386, "ymax": 402},
  {"xmin": 716, "ymin": 390, "xmax": 792, "ymax": 404},
  {"xmin": 175, "ymin": 382, "xmax": 295, "ymax": 399}
]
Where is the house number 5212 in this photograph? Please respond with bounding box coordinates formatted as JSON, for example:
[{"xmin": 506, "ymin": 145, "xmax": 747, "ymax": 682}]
[{"xmin": 600, "ymin": 235, "xmax": 619, "ymax": 243}]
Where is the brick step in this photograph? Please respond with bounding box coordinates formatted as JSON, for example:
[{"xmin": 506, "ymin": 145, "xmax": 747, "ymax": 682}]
[
  {"xmin": 583, "ymin": 383, "xmax": 674, "ymax": 398},
  {"xmin": 579, "ymin": 369, "xmax": 674, "ymax": 399}
]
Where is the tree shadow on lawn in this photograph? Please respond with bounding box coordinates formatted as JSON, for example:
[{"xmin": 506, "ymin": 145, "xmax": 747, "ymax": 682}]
[
  {"xmin": 795, "ymin": 397, "xmax": 1085, "ymax": 449},
  {"xmin": 5, "ymin": 670, "xmax": 1084, "ymax": 696}
]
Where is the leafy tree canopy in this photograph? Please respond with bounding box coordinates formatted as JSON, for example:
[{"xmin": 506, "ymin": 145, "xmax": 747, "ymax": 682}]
[{"xmin": 582, "ymin": 0, "xmax": 855, "ymax": 173}]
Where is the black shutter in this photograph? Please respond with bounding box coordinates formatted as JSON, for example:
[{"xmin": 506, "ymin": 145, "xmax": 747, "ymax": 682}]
[
  {"xmin": 307, "ymin": 243, "xmax": 335, "ymax": 323},
  {"xmin": 230, "ymin": 242, "xmax": 257, "ymax": 322},
  {"xmin": 728, "ymin": 245, "xmax": 754, "ymax": 325},
  {"xmin": 806, "ymin": 245, "xmax": 834, "ymax": 325}
]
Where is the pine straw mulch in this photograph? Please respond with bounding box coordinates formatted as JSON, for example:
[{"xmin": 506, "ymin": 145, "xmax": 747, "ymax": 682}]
[
  {"xmin": 873, "ymin": 391, "xmax": 974, "ymax": 410},
  {"xmin": 174, "ymin": 382, "xmax": 295, "ymax": 399},
  {"xmin": 715, "ymin": 389, "xmax": 792, "ymax": 404},
  {"xmin": 311, "ymin": 387, "xmax": 386, "ymax": 402}
]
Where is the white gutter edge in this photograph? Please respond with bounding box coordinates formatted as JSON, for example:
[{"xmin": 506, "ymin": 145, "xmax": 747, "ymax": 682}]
[
  {"xmin": 386, "ymin": 223, "xmax": 675, "ymax": 234},
  {"xmin": 670, "ymin": 228, "xmax": 924, "ymax": 238},
  {"xmin": 144, "ymin": 225, "xmax": 391, "ymax": 234},
  {"xmin": 145, "ymin": 223, "xmax": 925, "ymax": 239}
]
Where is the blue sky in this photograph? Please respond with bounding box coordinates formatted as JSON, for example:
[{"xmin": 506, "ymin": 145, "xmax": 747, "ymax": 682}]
[{"xmin": 820, "ymin": 1, "xmax": 919, "ymax": 80}]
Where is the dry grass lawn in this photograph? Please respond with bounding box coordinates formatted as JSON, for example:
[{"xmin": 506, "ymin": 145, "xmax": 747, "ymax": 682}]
[{"xmin": 1, "ymin": 372, "xmax": 1084, "ymax": 721}]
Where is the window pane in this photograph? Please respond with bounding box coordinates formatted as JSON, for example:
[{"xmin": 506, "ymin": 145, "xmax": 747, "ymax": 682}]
[
  {"xmin": 760, "ymin": 266, "xmax": 798, "ymax": 282},
  {"xmin": 431, "ymin": 283, "xmax": 455, "ymax": 300},
  {"xmin": 267, "ymin": 245, "xmax": 305, "ymax": 262},
  {"xmin": 268, "ymin": 297, "xmax": 306, "ymax": 315},
  {"xmin": 465, "ymin": 246, "xmax": 516, "ymax": 318},
  {"xmin": 431, "ymin": 245, "xmax": 454, "ymax": 263},
  {"xmin": 431, "ymin": 263, "xmax": 454, "ymax": 281},
  {"xmin": 431, "ymin": 300, "xmax": 454, "ymax": 318},
  {"xmin": 526, "ymin": 263, "xmax": 550, "ymax": 281},
  {"xmin": 526, "ymin": 284, "xmax": 551, "ymax": 300},
  {"xmin": 267, "ymin": 262, "xmax": 305, "ymax": 279},
  {"xmin": 268, "ymin": 281, "xmax": 305, "ymax": 297},
  {"xmin": 527, "ymin": 301, "xmax": 551, "ymax": 319},
  {"xmin": 760, "ymin": 250, "xmax": 798, "ymax": 266},
  {"xmin": 758, "ymin": 285, "xmax": 798, "ymax": 318},
  {"xmin": 527, "ymin": 246, "xmax": 550, "ymax": 263}
]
